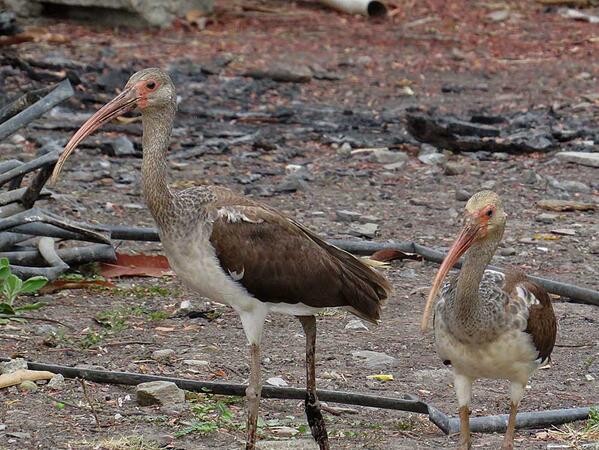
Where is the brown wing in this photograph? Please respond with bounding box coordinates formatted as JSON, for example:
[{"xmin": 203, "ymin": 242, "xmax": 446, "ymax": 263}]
[
  {"xmin": 504, "ymin": 269, "xmax": 557, "ymax": 364},
  {"xmin": 519, "ymin": 280, "xmax": 557, "ymax": 363},
  {"xmin": 207, "ymin": 188, "xmax": 391, "ymax": 323}
]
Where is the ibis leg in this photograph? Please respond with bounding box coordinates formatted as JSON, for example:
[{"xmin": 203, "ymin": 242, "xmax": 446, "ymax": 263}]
[
  {"xmin": 502, "ymin": 382, "xmax": 524, "ymax": 450},
  {"xmin": 454, "ymin": 373, "xmax": 472, "ymax": 450},
  {"xmin": 501, "ymin": 402, "xmax": 518, "ymax": 450},
  {"xmin": 245, "ymin": 342, "xmax": 262, "ymax": 450},
  {"xmin": 299, "ymin": 315, "xmax": 330, "ymax": 450}
]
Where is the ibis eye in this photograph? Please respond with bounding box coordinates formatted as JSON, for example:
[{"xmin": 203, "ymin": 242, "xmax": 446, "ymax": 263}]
[
  {"xmin": 486, "ymin": 209, "xmax": 494, "ymax": 217},
  {"xmin": 146, "ymin": 81, "xmax": 156, "ymax": 90}
]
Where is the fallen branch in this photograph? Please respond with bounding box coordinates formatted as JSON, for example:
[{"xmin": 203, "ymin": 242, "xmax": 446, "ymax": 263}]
[
  {"xmin": 0, "ymin": 368, "xmax": 55, "ymax": 388},
  {"xmin": 0, "ymin": 85, "xmax": 55, "ymax": 125},
  {"xmin": 0, "ymin": 314, "xmax": 72, "ymax": 328}
]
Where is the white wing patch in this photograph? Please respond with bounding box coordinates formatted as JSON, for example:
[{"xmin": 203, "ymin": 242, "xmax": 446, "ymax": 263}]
[
  {"xmin": 515, "ymin": 285, "xmax": 539, "ymax": 306},
  {"xmin": 228, "ymin": 267, "xmax": 245, "ymax": 281},
  {"xmin": 217, "ymin": 207, "xmax": 261, "ymax": 223}
]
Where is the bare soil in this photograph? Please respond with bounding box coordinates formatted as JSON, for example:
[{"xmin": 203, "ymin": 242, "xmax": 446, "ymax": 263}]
[{"xmin": 0, "ymin": 0, "xmax": 598, "ymax": 449}]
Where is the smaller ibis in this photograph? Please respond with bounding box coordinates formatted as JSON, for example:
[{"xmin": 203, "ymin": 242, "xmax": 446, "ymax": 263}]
[{"xmin": 421, "ymin": 191, "xmax": 557, "ymax": 450}]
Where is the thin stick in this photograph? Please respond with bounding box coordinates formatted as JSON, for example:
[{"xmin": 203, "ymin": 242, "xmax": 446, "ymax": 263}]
[
  {"xmin": 0, "ymin": 314, "xmax": 72, "ymax": 328},
  {"xmin": 78, "ymin": 378, "xmax": 101, "ymax": 428}
]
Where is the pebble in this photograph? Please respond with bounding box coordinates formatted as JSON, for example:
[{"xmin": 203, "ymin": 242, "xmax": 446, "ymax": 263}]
[
  {"xmin": 152, "ymin": 349, "xmax": 176, "ymax": 363},
  {"xmin": 345, "ymin": 319, "xmax": 369, "ymax": 331},
  {"xmin": 536, "ymin": 213, "xmax": 558, "ymax": 224},
  {"xmin": 19, "ymin": 381, "xmax": 38, "ymax": 393},
  {"xmin": 383, "ymin": 161, "xmax": 405, "ymax": 170},
  {"xmin": 31, "ymin": 324, "xmax": 58, "ymax": 337},
  {"xmin": 560, "ymin": 180, "xmax": 591, "ymax": 194},
  {"xmin": 0, "ymin": 358, "xmax": 27, "ymax": 374},
  {"xmin": 258, "ymin": 439, "xmax": 319, "ymax": 449},
  {"xmin": 368, "ymin": 149, "xmax": 408, "ymax": 164},
  {"xmin": 399, "ymin": 268, "xmax": 417, "ymax": 278},
  {"xmin": 136, "ymin": 381, "xmax": 185, "ymax": 406},
  {"xmin": 274, "ymin": 172, "xmax": 309, "ymax": 192},
  {"xmin": 349, "ymin": 223, "xmax": 379, "ymax": 239},
  {"xmin": 418, "ymin": 143, "xmax": 438, "ymax": 156},
  {"xmin": 9, "ymin": 134, "xmax": 25, "ymax": 145},
  {"xmin": 487, "ymin": 9, "xmax": 510, "ymax": 22},
  {"xmin": 455, "ymin": 189, "xmax": 472, "ymax": 201},
  {"xmin": 499, "ymin": 247, "xmax": 517, "ymax": 256},
  {"xmin": 359, "ymin": 214, "xmax": 380, "ymax": 223},
  {"xmin": 418, "ymin": 153, "xmax": 447, "ymax": 166},
  {"xmin": 590, "ymin": 242, "xmax": 599, "ymax": 254},
  {"xmin": 337, "ymin": 142, "xmax": 352, "ymax": 157},
  {"xmin": 585, "ymin": 374, "xmax": 595, "ymax": 381},
  {"xmin": 481, "ymin": 180, "xmax": 496, "ymax": 190},
  {"xmin": 335, "ymin": 210, "xmax": 362, "ymax": 222},
  {"xmin": 266, "ymin": 377, "xmax": 288, "ymax": 387},
  {"xmin": 351, "ymin": 350, "xmax": 398, "ymax": 370},
  {"xmin": 444, "ymin": 161, "xmax": 466, "ymax": 175},
  {"xmin": 183, "ymin": 359, "xmax": 209, "ymax": 367},
  {"xmin": 47, "ymin": 374, "xmax": 65, "ymax": 390}
]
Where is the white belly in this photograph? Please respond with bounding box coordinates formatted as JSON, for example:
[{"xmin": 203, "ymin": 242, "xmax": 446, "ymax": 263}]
[{"xmin": 436, "ymin": 325, "xmax": 540, "ymax": 383}]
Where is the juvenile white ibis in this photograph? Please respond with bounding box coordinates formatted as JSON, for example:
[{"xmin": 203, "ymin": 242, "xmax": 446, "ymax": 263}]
[
  {"xmin": 51, "ymin": 68, "xmax": 392, "ymax": 449},
  {"xmin": 421, "ymin": 191, "xmax": 557, "ymax": 450}
]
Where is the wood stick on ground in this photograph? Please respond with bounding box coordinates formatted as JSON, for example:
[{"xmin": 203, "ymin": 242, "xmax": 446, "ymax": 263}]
[
  {"xmin": 79, "ymin": 378, "xmax": 101, "ymax": 428},
  {"xmin": 0, "ymin": 369, "xmax": 55, "ymax": 388}
]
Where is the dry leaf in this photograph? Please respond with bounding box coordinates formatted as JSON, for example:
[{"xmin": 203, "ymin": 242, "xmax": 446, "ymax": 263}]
[
  {"xmin": 99, "ymin": 253, "xmax": 172, "ymax": 278},
  {"xmin": 533, "ymin": 233, "xmax": 561, "ymax": 241},
  {"xmin": 41, "ymin": 279, "xmax": 115, "ymax": 294},
  {"xmin": 366, "ymin": 374, "xmax": 394, "ymax": 381}
]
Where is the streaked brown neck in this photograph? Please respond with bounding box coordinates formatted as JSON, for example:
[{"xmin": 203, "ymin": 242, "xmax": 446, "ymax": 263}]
[
  {"xmin": 141, "ymin": 106, "xmax": 176, "ymax": 227},
  {"xmin": 455, "ymin": 229, "xmax": 503, "ymax": 318}
]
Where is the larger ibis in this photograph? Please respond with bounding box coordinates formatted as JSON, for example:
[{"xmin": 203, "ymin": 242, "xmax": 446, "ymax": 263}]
[
  {"xmin": 51, "ymin": 68, "xmax": 392, "ymax": 450},
  {"xmin": 421, "ymin": 191, "xmax": 557, "ymax": 450}
]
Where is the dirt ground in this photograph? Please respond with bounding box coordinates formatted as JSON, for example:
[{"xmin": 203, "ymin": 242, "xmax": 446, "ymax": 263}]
[{"xmin": 0, "ymin": 0, "xmax": 598, "ymax": 449}]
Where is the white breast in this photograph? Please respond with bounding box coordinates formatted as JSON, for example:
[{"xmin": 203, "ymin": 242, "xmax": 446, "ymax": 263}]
[{"xmin": 435, "ymin": 322, "xmax": 540, "ymax": 383}]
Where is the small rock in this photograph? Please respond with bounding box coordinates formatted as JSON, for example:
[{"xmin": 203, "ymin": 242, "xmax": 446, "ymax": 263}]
[
  {"xmin": 487, "ymin": 9, "xmax": 510, "ymax": 22},
  {"xmin": 399, "ymin": 268, "xmax": 417, "ymax": 278},
  {"xmin": 419, "ymin": 153, "xmax": 447, "ymax": 165},
  {"xmin": 345, "ymin": 319, "xmax": 369, "ymax": 331},
  {"xmin": 152, "ymin": 349, "xmax": 176, "ymax": 363},
  {"xmin": 359, "ymin": 214, "xmax": 380, "ymax": 223},
  {"xmin": 556, "ymin": 151, "xmax": 599, "ymax": 168},
  {"xmin": 368, "ymin": 149, "xmax": 408, "ymax": 164},
  {"xmin": 418, "ymin": 143, "xmax": 438, "ymax": 156},
  {"xmin": 536, "ymin": 213, "xmax": 558, "ymax": 224},
  {"xmin": 481, "ymin": 180, "xmax": 496, "ymax": 190},
  {"xmin": 590, "ymin": 242, "xmax": 599, "ymax": 254},
  {"xmin": 47, "ymin": 374, "xmax": 65, "ymax": 390},
  {"xmin": 455, "ymin": 189, "xmax": 472, "ymax": 201},
  {"xmin": 109, "ymin": 136, "xmax": 139, "ymax": 157},
  {"xmin": 9, "ymin": 134, "xmax": 25, "ymax": 145},
  {"xmin": 183, "ymin": 359, "xmax": 209, "ymax": 367},
  {"xmin": 266, "ymin": 377, "xmax": 288, "ymax": 387},
  {"xmin": 257, "ymin": 439, "xmax": 319, "ymax": 449},
  {"xmin": 444, "ymin": 161, "xmax": 466, "ymax": 175},
  {"xmin": 274, "ymin": 172, "xmax": 309, "ymax": 193},
  {"xmin": 585, "ymin": 374, "xmax": 595, "ymax": 381},
  {"xmin": 337, "ymin": 142, "xmax": 352, "ymax": 157},
  {"xmin": 336, "ymin": 210, "xmax": 362, "ymax": 222},
  {"xmin": 31, "ymin": 324, "xmax": 58, "ymax": 337},
  {"xmin": 551, "ymin": 228, "xmax": 576, "ymax": 236},
  {"xmin": 19, "ymin": 380, "xmax": 38, "ymax": 393},
  {"xmin": 499, "ymin": 247, "xmax": 517, "ymax": 256},
  {"xmin": 136, "ymin": 381, "xmax": 185, "ymax": 406},
  {"xmin": 412, "ymin": 368, "xmax": 452, "ymax": 384},
  {"xmin": 522, "ymin": 169, "xmax": 539, "ymax": 185},
  {"xmin": 351, "ymin": 350, "xmax": 398, "ymax": 370},
  {"xmin": 383, "ymin": 161, "xmax": 406, "ymax": 170},
  {"xmin": 0, "ymin": 358, "xmax": 27, "ymax": 374},
  {"xmin": 349, "ymin": 223, "xmax": 379, "ymax": 239},
  {"xmin": 244, "ymin": 64, "xmax": 312, "ymax": 83},
  {"xmin": 179, "ymin": 300, "xmax": 192, "ymax": 311},
  {"xmin": 560, "ymin": 180, "xmax": 591, "ymax": 194}
]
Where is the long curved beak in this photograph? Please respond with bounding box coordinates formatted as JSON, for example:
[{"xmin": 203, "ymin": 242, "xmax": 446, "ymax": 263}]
[
  {"xmin": 50, "ymin": 87, "xmax": 138, "ymax": 184},
  {"xmin": 420, "ymin": 220, "xmax": 481, "ymax": 332}
]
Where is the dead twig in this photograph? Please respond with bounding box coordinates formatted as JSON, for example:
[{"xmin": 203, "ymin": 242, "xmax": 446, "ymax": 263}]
[
  {"xmin": 0, "ymin": 314, "xmax": 72, "ymax": 329},
  {"xmin": 79, "ymin": 378, "xmax": 101, "ymax": 428}
]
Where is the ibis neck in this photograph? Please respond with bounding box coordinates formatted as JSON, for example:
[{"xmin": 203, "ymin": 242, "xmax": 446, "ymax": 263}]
[
  {"xmin": 141, "ymin": 106, "xmax": 176, "ymax": 227},
  {"xmin": 455, "ymin": 231, "xmax": 502, "ymax": 313}
]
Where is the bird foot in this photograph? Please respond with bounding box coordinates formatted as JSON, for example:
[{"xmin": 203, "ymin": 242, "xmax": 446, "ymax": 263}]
[
  {"xmin": 457, "ymin": 439, "xmax": 471, "ymax": 450},
  {"xmin": 501, "ymin": 442, "xmax": 514, "ymax": 450},
  {"xmin": 305, "ymin": 392, "xmax": 330, "ymax": 450}
]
